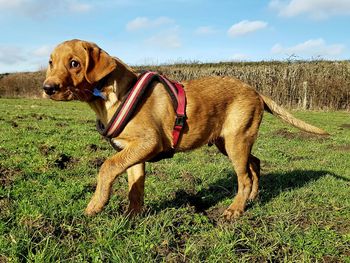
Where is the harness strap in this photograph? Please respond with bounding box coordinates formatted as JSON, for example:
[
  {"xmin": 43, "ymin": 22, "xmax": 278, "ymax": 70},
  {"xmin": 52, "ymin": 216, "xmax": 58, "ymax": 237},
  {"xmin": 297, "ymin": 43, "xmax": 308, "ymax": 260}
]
[
  {"xmin": 96, "ymin": 71, "xmax": 186, "ymax": 148},
  {"xmin": 172, "ymin": 82, "xmax": 186, "ymax": 146}
]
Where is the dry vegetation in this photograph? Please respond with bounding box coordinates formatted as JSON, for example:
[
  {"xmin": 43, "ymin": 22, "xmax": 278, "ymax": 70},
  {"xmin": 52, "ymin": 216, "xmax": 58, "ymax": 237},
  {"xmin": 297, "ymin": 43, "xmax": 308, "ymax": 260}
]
[
  {"xmin": 1, "ymin": 60, "xmax": 349, "ymax": 110},
  {"xmin": 0, "ymin": 71, "xmax": 45, "ymax": 99}
]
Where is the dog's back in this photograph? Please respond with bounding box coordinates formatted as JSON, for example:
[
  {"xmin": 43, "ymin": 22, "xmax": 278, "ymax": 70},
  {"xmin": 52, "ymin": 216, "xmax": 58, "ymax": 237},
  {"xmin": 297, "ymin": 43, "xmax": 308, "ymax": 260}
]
[{"xmin": 178, "ymin": 76, "xmax": 264, "ymax": 151}]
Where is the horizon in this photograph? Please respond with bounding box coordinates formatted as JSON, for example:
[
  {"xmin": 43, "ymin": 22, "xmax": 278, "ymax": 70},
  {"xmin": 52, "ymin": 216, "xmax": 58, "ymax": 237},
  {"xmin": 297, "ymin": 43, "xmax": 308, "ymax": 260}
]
[
  {"xmin": 1, "ymin": 0, "xmax": 350, "ymax": 74},
  {"xmin": 2, "ymin": 58, "xmax": 350, "ymax": 75}
]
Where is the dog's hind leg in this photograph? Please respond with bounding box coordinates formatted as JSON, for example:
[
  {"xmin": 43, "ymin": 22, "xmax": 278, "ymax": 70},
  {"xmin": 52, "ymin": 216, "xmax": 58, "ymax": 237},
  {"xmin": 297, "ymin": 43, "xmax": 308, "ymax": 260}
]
[
  {"xmin": 215, "ymin": 140, "xmax": 260, "ymax": 203},
  {"xmin": 85, "ymin": 139, "xmax": 160, "ymax": 216},
  {"xmin": 221, "ymin": 100, "xmax": 263, "ymax": 220},
  {"xmin": 248, "ymin": 154, "xmax": 260, "ymax": 201},
  {"xmin": 127, "ymin": 162, "xmax": 146, "ymax": 216},
  {"xmin": 222, "ymin": 133, "xmax": 254, "ymax": 220}
]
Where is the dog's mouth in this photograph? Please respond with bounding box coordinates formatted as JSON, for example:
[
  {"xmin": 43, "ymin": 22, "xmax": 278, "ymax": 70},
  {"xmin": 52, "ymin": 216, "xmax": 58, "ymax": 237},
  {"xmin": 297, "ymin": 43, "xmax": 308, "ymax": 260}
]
[
  {"xmin": 50, "ymin": 90, "xmax": 74, "ymax": 101},
  {"xmin": 68, "ymin": 86, "xmax": 94, "ymax": 101},
  {"xmin": 60, "ymin": 90, "xmax": 75, "ymax": 100},
  {"xmin": 43, "ymin": 84, "xmax": 75, "ymax": 101},
  {"xmin": 43, "ymin": 81, "xmax": 94, "ymax": 102}
]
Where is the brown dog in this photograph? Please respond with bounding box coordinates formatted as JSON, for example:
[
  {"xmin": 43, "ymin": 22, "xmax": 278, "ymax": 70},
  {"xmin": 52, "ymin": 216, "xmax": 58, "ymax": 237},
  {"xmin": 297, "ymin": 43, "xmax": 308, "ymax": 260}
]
[{"xmin": 43, "ymin": 39, "xmax": 328, "ymax": 220}]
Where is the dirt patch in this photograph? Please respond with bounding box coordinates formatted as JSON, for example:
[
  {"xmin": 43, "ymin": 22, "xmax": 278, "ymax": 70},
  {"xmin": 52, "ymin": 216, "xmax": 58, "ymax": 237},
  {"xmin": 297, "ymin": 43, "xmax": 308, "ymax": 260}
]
[
  {"xmin": 167, "ymin": 189, "xmax": 209, "ymax": 214},
  {"xmin": 21, "ymin": 216, "xmax": 82, "ymax": 243},
  {"xmin": 56, "ymin": 122, "xmax": 68, "ymax": 127},
  {"xmin": 87, "ymin": 143, "xmax": 107, "ymax": 152},
  {"xmin": 88, "ymin": 144, "xmax": 99, "ymax": 152},
  {"xmin": 26, "ymin": 126, "xmax": 38, "ymax": 131},
  {"xmin": 290, "ymin": 156, "xmax": 308, "ymax": 161},
  {"xmin": 322, "ymin": 255, "xmax": 340, "ymax": 263},
  {"xmin": 149, "ymin": 166, "xmax": 168, "ymax": 179},
  {"xmin": 153, "ymin": 240, "xmax": 172, "ymax": 261},
  {"xmin": 339, "ymin": 124, "xmax": 350, "ymax": 129},
  {"xmin": 204, "ymin": 145, "xmax": 223, "ymax": 157},
  {"xmin": 273, "ymin": 129, "xmax": 302, "ymax": 139},
  {"xmin": 0, "ymin": 147, "xmax": 9, "ymax": 155},
  {"xmin": 89, "ymin": 157, "xmax": 105, "ymax": 167},
  {"xmin": 205, "ymin": 205, "xmax": 226, "ymax": 225},
  {"xmin": 261, "ymin": 160, "xmax": 274, "ymax": 172},
  {"xmin": 54, "ymin": 153, "xmax": 79, "ymax": 169},
  {"xmin": 53, "ymin": 222, "xmax": 82, "ymax": 240},
  {"xmin": 39, "ymin": 145, "xmax": 56, "ymax": 156},
  {"xmin": 0, "ymin": 256, "xmax": 9, "ymax": 263},
  {"xmin": 28, "ymin": 113, "xmax": 61, "ymax": 122},
  {"xmin": 0, "ymin": 198, "xmax": 11, "ymax": 217},
  {"xmin": 83, "ymin": 182, "xmax": 96, "ymax": 193},
  {"xmin": 328, "ymin": 144, "xmax": 350, "ymax": 152},
  {"xmin": 30, "ymin": 113, "xmax": 44, "ymax": 120},
  {"xmin": 15, "ymin": 115, "xmax": 24, "ymax": 120},
  {"xmin": 181, "ymin": 172, "xmax": 202, "ymax": 188},
  {"xmin": 86, "ymin": 144, "xmax": 108, "ymax": 152},
  {"xmin": 10, "ymin": 121, "xmax": 18, "ymax": 128},
  {"xmin": 46, "ymin": 115, "xmax": 59, "ymax": 121},
  {"xmin": 0, "ymin": 167, "xmax": 21, "ymax": 186},
  {"xmin": 273, "ymin": 128, "xmax": 329, "ymax": 141},
  {"xmin": 79, "ymin": 119, "xmax": 95, "ymax": 125}
]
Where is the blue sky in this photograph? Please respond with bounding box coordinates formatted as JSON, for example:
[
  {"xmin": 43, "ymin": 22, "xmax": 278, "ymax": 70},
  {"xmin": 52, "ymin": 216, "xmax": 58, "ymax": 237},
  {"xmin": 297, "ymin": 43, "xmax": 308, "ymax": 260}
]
[{"xmin": 0, "ymin": 0, "xmax": 350, "ymax": 73}]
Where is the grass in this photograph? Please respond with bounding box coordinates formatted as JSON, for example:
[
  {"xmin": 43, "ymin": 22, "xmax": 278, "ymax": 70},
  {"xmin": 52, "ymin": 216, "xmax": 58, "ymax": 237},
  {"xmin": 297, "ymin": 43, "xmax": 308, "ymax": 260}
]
[{"xmin": 0, "ymin": 98, "xmax": 349, "ymax": 262}]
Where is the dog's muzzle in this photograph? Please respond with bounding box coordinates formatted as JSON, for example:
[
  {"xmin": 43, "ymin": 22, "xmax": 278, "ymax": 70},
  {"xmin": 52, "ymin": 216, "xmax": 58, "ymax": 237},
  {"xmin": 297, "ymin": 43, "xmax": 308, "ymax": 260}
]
[{"xmin": 43, "ymin": 83, "xmax": 59, "ymax": 95}]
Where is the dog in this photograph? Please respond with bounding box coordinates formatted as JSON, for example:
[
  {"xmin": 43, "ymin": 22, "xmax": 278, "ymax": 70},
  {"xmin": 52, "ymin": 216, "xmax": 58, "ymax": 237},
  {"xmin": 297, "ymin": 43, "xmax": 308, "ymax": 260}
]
[{"xmin": 43, "ymin": 39, "xmax": 328, "ymax": 220}]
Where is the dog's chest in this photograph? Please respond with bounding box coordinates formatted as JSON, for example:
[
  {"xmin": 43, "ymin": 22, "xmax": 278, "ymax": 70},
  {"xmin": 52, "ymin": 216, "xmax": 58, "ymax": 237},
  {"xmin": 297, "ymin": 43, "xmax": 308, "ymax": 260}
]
[{"xmin": 110, "ymin": 138, "xmax": 124, "ymax": 151}]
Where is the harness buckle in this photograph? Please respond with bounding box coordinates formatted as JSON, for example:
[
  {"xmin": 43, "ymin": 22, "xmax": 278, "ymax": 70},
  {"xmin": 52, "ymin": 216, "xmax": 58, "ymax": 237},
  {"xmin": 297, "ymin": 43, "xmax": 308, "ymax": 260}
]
[{"xmin": 175, "ymin": 114, "xmax": 186, "ymax": 127}]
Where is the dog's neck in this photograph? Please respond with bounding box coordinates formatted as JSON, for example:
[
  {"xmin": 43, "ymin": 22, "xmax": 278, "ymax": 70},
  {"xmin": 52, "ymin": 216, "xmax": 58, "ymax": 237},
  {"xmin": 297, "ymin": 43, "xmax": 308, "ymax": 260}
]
[{"xmin": 88, "ymin": 58, "xmax": 137, "ymax": 126}]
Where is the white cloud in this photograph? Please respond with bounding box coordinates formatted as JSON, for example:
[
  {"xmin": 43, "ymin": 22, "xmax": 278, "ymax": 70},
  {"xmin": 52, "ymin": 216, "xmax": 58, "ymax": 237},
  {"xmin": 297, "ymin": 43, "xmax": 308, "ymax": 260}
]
[
  {"xmin": 269, "ymin": 0, "xmax": 350, "ymax": 19},
  {"xmin": 126, "ymin": 16, "xmax": 174, "ymax": 31},
  {"xmin": 0, "ymin": 0, "xmax": 23, "ymax": 8},
  {"xmin": 227, "ymin": 20, "xmax": 268, "ymax": 38},
  {"xmin": 0, "ymin": 44, "xmax": 54, "ymax": 73},
  {"xmin": 271, "ymin": 38, "xmax": 345, "ymax": 58},
  {"xmin": 68, "ymin": 2, "xmax": 93, "ymax": 13},
  {"xmin": 126, "ymin": 16, "xmax": 180, "ymax": 50},
  {"xmin": 0, "ymin": 46, "xmax": 25, "ymax": 65},
  {"xmin": 231, "ymin": 53, "xmax": 250, "ymax": 61},
  {"xmin": 146, "ymin": 28, "xmax": 182, "ymax": 49},
  {"xmin": 194, "ymin": 26, "xmax": 217, "ymax": 36},
  {"xmin": 32, "ymin": 45, "xmax": 53, "ymax": 57}
]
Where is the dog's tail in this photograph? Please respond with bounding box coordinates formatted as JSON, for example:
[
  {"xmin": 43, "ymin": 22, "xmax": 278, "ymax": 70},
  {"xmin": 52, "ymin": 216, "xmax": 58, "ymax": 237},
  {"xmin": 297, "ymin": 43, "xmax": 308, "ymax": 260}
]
[{"xmin": 260, "ymin": 94, "xmax": 329, "ymax": 135}]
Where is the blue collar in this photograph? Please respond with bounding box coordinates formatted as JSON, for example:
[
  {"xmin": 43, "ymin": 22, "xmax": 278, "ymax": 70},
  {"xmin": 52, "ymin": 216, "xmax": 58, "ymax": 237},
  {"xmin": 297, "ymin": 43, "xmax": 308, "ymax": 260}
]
[
  {"xmin": 92, "ymin": 88, "xmax": 106, "ymax": 100},
  {"xmin": 92, "ymin": 76, "xmax": 108, "ymax": 100}
]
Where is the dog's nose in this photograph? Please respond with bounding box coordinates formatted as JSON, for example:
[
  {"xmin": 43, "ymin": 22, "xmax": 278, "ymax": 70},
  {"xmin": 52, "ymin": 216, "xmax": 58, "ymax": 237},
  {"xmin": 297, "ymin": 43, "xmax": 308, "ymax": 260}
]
[{"xmin": 43, "ymin": 83, "xmax": 59, "ymax": 95}]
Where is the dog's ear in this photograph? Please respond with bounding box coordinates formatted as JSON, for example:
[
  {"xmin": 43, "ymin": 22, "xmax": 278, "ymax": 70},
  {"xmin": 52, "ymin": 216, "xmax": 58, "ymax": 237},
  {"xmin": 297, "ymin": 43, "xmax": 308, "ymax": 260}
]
[{"xmin": 82, "ymin": 42, "xmax": 117, "ymax": 84}]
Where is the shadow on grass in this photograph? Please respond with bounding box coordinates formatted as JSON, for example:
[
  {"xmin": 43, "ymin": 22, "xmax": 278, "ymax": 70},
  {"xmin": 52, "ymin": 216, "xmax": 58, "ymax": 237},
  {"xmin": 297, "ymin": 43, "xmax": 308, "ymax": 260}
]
[{"xmin": 150, "ymin": 170, "xmax": 349, "ymax": 215}]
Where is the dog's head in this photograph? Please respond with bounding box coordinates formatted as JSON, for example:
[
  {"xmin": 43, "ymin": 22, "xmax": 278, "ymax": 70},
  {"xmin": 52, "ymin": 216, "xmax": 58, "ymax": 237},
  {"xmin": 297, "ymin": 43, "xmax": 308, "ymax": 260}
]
[{"xmin": 43, "ymin": 39, "xmax": 117, "ymax": 101}]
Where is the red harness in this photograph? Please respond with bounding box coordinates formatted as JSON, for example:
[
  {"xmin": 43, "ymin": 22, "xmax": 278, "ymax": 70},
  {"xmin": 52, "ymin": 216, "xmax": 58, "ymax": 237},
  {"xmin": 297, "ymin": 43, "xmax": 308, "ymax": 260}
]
[{"xmin": 96, "ymin": 71, "xmax": 187, "ymax": 150}]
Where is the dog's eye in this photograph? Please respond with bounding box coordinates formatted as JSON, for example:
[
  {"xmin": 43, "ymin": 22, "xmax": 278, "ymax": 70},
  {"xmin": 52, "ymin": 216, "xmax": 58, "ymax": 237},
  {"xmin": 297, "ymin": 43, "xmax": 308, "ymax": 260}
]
[
  {"xmin": 70, "ymin": 60, "xmax": 80, "ymax": 68},
  {"xmin": 49, "ymin": 60, "xmax": 53, "ymax": 67}
]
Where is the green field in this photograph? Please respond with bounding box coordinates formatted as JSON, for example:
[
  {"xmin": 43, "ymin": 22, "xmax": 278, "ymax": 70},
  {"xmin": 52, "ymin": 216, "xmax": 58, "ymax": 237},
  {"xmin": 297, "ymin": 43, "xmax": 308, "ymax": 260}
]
[{"xmin": 0, "ymin": 98, "xmax": 349, "ymax": 262}]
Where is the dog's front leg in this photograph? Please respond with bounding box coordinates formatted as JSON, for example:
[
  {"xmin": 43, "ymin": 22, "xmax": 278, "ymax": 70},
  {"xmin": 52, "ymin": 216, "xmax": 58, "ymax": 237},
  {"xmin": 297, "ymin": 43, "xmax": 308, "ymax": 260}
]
[
  {"xmin": 85, "ymin": 140, "xmax": 158, "ymax": 216},
  {"xmin": 127, "ymin": 163, "xmax": 145, "ymax": 216}
]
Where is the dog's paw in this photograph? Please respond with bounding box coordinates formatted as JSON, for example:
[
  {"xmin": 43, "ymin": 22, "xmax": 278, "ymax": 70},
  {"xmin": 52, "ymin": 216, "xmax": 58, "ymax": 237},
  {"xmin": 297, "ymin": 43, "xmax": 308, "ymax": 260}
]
[
  {"xmin": 84, "ymin": 208, "xmax": 97, "ymax": 216},
  {"xmin": 248, "ymin": 191, "xmax": 259, "ymax": 202},
  {"xmin": 84, "ymin": 202, "xmax": 103, "ymax": 216},
  {"xmin": 222, "ymin": 208, "xmax": 243, "ymax": 221},
  {"xmin": 126, "ymin": 205, "xmax": 142, "ymax": 217}
]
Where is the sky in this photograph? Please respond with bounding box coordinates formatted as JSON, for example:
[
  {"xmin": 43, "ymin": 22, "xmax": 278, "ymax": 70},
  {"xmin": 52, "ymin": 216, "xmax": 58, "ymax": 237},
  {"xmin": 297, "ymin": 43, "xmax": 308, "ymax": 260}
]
[{"xmin": 0, "ymin": 0, "xmax": 350, "ymax": 73}]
